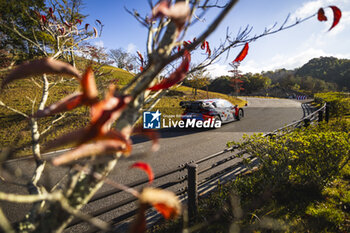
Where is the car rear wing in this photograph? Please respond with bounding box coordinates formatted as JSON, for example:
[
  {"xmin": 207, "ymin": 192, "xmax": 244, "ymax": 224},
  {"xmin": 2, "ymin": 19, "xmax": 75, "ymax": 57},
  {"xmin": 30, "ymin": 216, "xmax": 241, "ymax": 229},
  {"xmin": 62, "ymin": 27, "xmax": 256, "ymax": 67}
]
[
  {"xmin": 180, "ymin": 101, "xmax": 195, "ymax": 108},
  {"xmin": 179, "ymin": 101, "xmax": 211, "ymax": 109}
]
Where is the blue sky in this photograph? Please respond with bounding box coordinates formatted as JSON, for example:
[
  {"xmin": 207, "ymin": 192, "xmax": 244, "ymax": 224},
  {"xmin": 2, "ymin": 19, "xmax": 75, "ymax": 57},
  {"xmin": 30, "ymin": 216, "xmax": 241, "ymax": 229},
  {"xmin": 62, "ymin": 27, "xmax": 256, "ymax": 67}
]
[{"xmin": 81, "ymin": 0, "xmax": 350, "ymax": 77}]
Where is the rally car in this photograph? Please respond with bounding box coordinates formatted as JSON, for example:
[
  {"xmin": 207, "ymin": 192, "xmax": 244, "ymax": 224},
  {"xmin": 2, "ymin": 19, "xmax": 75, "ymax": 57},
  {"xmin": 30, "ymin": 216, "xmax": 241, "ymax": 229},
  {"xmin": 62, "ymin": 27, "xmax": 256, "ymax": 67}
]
[{"xmin": 179, "ymin": 98, "xmax": 244, "ymax": 123}]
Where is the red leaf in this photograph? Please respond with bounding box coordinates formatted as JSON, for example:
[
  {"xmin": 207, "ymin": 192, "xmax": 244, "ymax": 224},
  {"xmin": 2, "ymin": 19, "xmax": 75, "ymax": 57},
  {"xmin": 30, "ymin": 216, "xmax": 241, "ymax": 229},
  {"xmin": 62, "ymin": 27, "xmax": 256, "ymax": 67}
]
[
  {"xmin": 130, "ymin": 162, "xmax": 154, "ymax": 183},
  {"xmin": 44, "ymin": 128, "xmax": 88, "ymax": 151},
  {"xmin": 152, "ymin": 1, "xmax": 190, "ymax": 31},
  {"xmin": 85, "ymin": 23, "xmax": 90, "ymax": 30},
  {"xmin": 2, "ymin": 58, "xmax": 81, "ymax": 88},
  {"xmin": 41, "ymin": 15, "xmax": 47, "ymax": 23},
  {"xmin": 183, "ymin": 41, "xmax": 190, "ymax": 47},
  {"xmin": 317, "ymin": 8, "xmax": 327, "ymax": 21},
  {"xmin": 233, "ymin": 43, "xmax": 249, "ymax": 63},
  {"xmin": 48, "ymin": 127, "xmax": 131, "ymax": 165},
  {"xmin": 81, "ymin": 67, "xmax": 98, "ymax": 103},
  {"xmin": 49, "ymin": 7, "xmax": 53, "ymax": 14},
  {"xmin": 205, "ymin": 41, "xmax": 211, "ymax": 56},
  {"xmin": 90, "ymin": 85, "xmax": 117, "ymax": 124},
  {"xmin": 140, "ymin": 66, "xmax": 144, "ymax": 72},
  {"xmin": 329, "ymin": 6, "xmax": 342, "ymax": 31},
  {"xmin": 33, "ymin": 67, "xmax": 98, "ymax": 118},
  {"xmin": 33, "ymin": 93, "xmax": 83, "ymax": 118},
  {"xmin": 136, "ymin": 51, "xmax": 144, "ymax": 67},
  {"xmin": 148, "ymin": 50, "xmax": 191, "ymax": 90},
  {"xmin": 90, "ymin": 95, "xmax": 132, "ymax": 136},
  {"xmin": 52, "ymin": 138, "xmax": 126, "ymax": 166},
  {"xmin": 76, "ymin": 19, "xmax": 82, "ymax": 25},
  {"xmin": 139, "ymin": 188, "xmax": 181, "ymax": 219},
  {"xmin": 200, "ymin": 40, "xmax": 206, "ymax": 50},
  {"xmin": 64, "ymin": 21, "xmax": 72, "ymax": 27},
  {"xmin": 102, "ymin": 130, "xmax": 132, "ymax": 155},
  {"xmin": 151, "ymin": 0, "xmax": 171, "ymax": 18}
]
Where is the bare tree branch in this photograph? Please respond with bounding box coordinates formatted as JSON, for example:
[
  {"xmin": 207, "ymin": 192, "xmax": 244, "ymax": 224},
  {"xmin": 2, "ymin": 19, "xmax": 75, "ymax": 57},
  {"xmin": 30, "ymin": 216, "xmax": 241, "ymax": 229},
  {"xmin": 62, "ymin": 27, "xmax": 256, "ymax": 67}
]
[{"xmin": 0, "ymin": 100, "xmax": 29, "ymax": 118}]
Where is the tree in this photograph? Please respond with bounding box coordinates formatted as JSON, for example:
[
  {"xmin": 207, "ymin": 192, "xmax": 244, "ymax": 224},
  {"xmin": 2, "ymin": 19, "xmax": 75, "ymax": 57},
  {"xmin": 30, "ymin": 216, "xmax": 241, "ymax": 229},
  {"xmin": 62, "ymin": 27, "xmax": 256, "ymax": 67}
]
[
  {"xmin": 0, "ymin": 1, "xmax": 344, "ymax": 232},
  {"xmin": 0, "ymin": 1, "xmax": 103, "ymax": 231},
  {"xmin": 109, "ymin": 48, "xmax": 138, "ymax": 72},
  {"xmin": 0, "ymin": 0, "xmax": 46, "ymax": 60},
  {"xmin": 208, "ymin": 76, "xmax": 232, "ymax": 94},
  {"xmin": 185, "ymin": 68, "xmax": 210, "ymax": 96},
  {"xmin": 241, "ymin": 73, "xmax": 272, "ymax": 95},
  {"xmin": 296, "ymin": 56, "xmax": 350, "ymax": 91}
]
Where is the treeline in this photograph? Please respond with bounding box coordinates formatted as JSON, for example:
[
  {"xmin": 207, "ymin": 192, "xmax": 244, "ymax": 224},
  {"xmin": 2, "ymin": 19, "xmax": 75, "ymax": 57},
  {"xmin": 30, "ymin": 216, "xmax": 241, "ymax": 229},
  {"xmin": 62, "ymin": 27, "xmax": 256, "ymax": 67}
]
[
  {"xmin": 296, "ymin": 56, "xmax": 350, "ymax": 91},
  {"xmin": 191, "ymin": 56, "xmax": 349, "ymax": 96}
]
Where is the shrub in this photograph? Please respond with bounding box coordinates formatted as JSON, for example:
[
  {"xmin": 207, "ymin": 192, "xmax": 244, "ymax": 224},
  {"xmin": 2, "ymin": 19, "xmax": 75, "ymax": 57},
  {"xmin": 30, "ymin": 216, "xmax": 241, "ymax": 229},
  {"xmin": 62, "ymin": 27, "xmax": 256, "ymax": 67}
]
[
  {"xmin": 229, "ymin": 122, "xmax": 350, "ymax": 193},
  {"xmin": 314, "ymin": 92, "xmax": 350, "ymax": 118}
]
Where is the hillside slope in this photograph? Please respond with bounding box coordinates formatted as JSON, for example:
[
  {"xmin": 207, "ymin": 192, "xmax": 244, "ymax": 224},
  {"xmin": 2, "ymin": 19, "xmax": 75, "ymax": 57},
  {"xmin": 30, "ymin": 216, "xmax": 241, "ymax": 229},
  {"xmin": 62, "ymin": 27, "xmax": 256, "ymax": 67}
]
[
  {"xmin": 0, "ymin": 66, "xmax": 245, "ymax": 156},
  {"xmin": 295, "ymin": 56, "xmax": 350, "ymax": 90}
]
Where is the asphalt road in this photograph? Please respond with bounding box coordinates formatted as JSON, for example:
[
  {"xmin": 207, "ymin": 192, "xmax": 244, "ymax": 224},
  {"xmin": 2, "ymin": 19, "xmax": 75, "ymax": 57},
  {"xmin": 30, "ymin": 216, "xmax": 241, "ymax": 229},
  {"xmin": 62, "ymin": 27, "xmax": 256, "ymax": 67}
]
[{"xmin": 0, "ymin": 97, "xmax": 305, "ymax": 231}]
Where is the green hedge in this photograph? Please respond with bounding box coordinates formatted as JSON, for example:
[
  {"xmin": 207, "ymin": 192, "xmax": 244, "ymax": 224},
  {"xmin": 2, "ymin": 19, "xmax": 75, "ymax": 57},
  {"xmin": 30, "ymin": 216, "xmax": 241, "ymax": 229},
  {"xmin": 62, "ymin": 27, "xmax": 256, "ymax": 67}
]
[{"xmin": 314, "ymin": 92, "xmax": 350, "ymax": 118}]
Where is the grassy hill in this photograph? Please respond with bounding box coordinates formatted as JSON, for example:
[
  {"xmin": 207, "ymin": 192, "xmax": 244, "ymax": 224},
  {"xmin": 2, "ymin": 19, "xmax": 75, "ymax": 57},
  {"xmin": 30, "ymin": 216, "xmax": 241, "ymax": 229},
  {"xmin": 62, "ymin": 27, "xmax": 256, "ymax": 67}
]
[{"xmin": 0, "ymin": 65, "xmax": 246, "ymax": 157}]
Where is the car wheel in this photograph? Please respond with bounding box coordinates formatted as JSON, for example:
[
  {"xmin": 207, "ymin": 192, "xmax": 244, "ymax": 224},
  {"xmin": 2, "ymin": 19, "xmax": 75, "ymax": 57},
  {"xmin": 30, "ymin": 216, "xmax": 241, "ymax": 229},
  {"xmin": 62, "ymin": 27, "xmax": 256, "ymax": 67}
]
[
  {"xmin": 239, "ymin": 109, "xmax": 244, "ymax": 118},
  {"xmin": 214, "ymin": 115, "xmax": 222, "ymax": 124},
  {"xmin": 235, "ymin": 109, "xmax": 243, "ymax": 121}
]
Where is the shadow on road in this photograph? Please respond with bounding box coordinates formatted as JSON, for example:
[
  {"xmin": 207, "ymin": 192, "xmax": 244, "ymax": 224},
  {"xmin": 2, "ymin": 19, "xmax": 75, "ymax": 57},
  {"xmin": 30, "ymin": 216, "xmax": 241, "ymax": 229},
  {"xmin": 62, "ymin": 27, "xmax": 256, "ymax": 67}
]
[{"xmin": 131, "ymin": 127, "xmax": 212, "ymax": 144}]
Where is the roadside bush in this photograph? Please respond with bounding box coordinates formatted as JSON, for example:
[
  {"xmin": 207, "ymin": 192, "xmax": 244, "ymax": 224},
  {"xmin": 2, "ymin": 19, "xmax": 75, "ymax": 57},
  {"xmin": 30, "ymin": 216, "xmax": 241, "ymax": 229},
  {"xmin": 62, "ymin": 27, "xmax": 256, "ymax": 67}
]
[
  {"xmin": 314, "ymin": 92, "xmax": 350, "ymax": 118},
  {"xmin": 230, "ymin": 122, "xmax": 350, "ymax": 192},
  {"xmin": 224, "ymin": 121, "xmax": 350, "ymax": 232},
  {"xmin": 152, "ymin": 121, "xmax": 350, "ymax": 233}
]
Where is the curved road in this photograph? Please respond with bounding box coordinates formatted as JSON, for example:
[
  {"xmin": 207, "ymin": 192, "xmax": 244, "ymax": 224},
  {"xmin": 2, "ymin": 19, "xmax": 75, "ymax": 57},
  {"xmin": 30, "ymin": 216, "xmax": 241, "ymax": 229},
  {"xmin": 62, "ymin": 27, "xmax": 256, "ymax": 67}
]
[{"xmin": 0, "ymin": 97, "xmax": 304, "ymax": 230}]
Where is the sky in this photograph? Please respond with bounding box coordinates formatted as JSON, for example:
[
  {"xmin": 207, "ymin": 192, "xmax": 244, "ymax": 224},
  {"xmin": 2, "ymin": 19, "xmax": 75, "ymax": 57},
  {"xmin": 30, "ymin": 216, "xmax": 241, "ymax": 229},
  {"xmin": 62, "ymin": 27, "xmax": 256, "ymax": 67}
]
[{"xmin": 81, "ymin": 0, "xmax": 350, "ymax": 78}]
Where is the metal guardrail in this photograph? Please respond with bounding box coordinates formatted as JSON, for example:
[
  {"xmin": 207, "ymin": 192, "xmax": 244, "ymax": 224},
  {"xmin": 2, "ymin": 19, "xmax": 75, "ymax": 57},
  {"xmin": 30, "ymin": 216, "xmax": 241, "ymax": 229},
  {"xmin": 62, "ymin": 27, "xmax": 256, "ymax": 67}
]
[
  {"xmin": 68, "ymin": 102, "xmax": 329, "ymax": 232},
  {"xmin": 265, "ymin": 102, "xmax": 328, "ymax": 136}
]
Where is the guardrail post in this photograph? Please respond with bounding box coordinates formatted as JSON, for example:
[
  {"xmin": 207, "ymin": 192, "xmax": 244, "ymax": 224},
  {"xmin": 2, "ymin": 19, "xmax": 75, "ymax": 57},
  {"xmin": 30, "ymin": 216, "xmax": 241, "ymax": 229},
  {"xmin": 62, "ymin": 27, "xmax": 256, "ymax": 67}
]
[
  {"xmin": 187, "ymin": 163, "xmax": 198, "ymax": 220},
  {"xmin": 325, "ymin": 102, "xmax": 330, "ymax": 123},
  {"xmin": 303, "ymin": 118, "xmax": 310, "ymax": 127},
  {"xmin": 318, "ymin": 110, "xmax": 323, "ymax": 122}
]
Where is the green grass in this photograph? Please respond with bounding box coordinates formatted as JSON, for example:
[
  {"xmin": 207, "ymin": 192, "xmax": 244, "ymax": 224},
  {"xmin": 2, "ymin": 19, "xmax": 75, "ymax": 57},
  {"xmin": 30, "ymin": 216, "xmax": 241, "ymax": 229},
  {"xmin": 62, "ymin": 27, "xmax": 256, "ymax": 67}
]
[{"xmin": 0, "ymin": 67, "xmax": 246, "ymax": 157}]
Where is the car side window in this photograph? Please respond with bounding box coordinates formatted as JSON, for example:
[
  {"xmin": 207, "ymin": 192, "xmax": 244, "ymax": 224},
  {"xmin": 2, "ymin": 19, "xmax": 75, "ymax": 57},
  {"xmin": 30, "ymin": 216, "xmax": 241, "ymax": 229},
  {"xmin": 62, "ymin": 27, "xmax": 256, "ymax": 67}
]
[
  {"xmin": 224, "ymin": 100, "xmax": 233, "ymax": 108},
  {"xmin": 215, "ymin": 100, "xmax": 224, "ymax": 108}
]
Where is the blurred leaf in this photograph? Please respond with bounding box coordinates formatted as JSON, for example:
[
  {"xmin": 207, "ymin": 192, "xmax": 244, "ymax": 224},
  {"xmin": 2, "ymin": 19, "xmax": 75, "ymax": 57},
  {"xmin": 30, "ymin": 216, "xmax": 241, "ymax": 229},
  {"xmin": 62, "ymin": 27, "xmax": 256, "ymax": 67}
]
[
  {"xmin": 149, "ymin": 50, "xmax": 191, "ymax": 90},
  {"xmin": 130, "ymin": 162, "xmax": 154, "ymax": 183},
  {"xmin": 2, "ymin": 58, "xmax": 81, "ymax": 88},
  {"xmin": 139, "ymin": 187, "xmax": 181, "ymax": 219}
]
